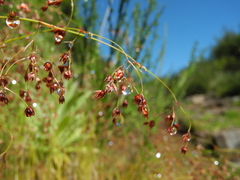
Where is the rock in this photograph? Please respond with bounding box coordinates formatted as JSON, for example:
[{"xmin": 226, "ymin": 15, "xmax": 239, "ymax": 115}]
[
  {"xmin": 213, "ymin": 128, "xmax": 240, "ymax": 149},
  {"xmin": 186, "ymin": 94, "xmax": 207, "ymax": 105}
]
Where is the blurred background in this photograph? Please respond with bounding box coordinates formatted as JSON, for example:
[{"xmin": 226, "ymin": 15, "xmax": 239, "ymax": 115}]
[{"xmin": 0, "ymin": 0, "xmax": 240, "ymax": 179}]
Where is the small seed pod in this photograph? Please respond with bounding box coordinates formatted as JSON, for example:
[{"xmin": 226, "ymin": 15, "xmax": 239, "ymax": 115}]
[
  {"xmin": 25, "ymin": 107, "xmax": 35, "ymax": 117},
  {"xmin": 112, "ymin": 107, "xmax": 121, "ymax": 117},
  {"xmin": 114, "ymin": 68, "xmax": 124, "ymax": 80},
  {"xmin": 104, "ymin": 75, "xmax": 113, "ymax": 83},
  {"xmin": 181, "ymin": 146, "xmax": 187, "ymax": 155},
  {"xmin": 122, "ymin": 99, "xmax": 128, "ymax": 108},
  {"xmin": 182, "ymin": 132, "xmax": 191, "ymax": 142},
  {"xmin": 59, "ymin": 52, "xmax": 70, "ymax": 64},
  {"xmin": 0, "ymin": 77, "xmax": 8, "ymax": 86},
  {"xmin": 63, "ymin": 69, "xmax": 72, "ymax": 80},
  {"xmin": 44, "ymin": 62, "xmax": 52, "ymax": 71},
  {"xmin": 0, "ymin": 92, "xmax": 9, "ymax": 105},
  {"xmin": 149, "ymin": 120, "xmax": 155, "ymax": 129},
  {"xmin": 41, "ymin": 5, "xmax": 48, "ymax": 11},
  {"xmin": 59, "ymin": 95, "xmax": 65, "ymax": 104},
  {"xmin": 134, "ymin": 94, "xmax": 144, "ymax": 105},
  {"xmin": 94, "ymin": 90, "xmax": 106, "ymax": 100}
]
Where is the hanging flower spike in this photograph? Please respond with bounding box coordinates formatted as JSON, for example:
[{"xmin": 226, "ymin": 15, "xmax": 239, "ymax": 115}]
[
  {"xmin": 165, "ymin": 109, "xmax": 175, "ymax": 122},
  {"xmin": 94, "ymin": 90, "xmax": 106, "ymax": 100},
  {"xmin": 43, "ymin": 62, "xmax": 53, "ymax": 71},
  {"xmin": 25, "ymin": 107, "xmax": 35, "ymax": 117},
  {"xmin": 182, "ymin": 132, "xmax": 191, "ymax": 142},
  {"xmin": 25, "ymin": 94, "xmax": 32, "ymax": 102},
  {"xmin": 181, "ymin": 146, "xmax": 187, "ymax": 155},
  {"xmin": 104, "ymin": 75, "xmax": 113, "ymax": 83},
  {"xmin": 49, "ymin": 82, "xmax": 59, "ymax": 94},
  {"xmin": 114, "ymin": 68, "xmax": 124, "ymax": 80},
  {"xmin": 0, "ymin": 77, "xmax": 8, "ymax": 87},
  {"xmin": 59, "ymin": 51, "xmax": 70, "ymax": 64},
  {"xmin": 105, "ymin": 82, "xmax": 117, "ymax": 94},
  {"xmin": 63, "ymin": 69, "xmax": 72, "ymax": 80},
  {"xmin": 58, "ymin": 65, "xmax": 68, "ymax": 74},
  {"xmin": 24, "ymin": 72, "xmax": 36, "ymax": 82},
  {"xmin": 142, "ymin": 107, "xmax": 148, "ymax": 119},
  {"xmin": 134, "ymin": 94, "xmax": 144, "ymax": 105},
  {"xmin": 28, "ymin": 54, "xmax": 37, "ymax": 65},
  {"xmin": 112, "ymin": 107, "xmax": 121, "ymax": 117},
  {"xmin": 59, "ymin": 95, "xmax": 65, "ymax": 104},
  {"xmin": 0, "ymin": 92, "xmax": 9, "ymax": 105},
  {"xmin": 53, "ymin": 29, "xmax": 66, "ymax": 45},
  {"xmin": 149, "ymin": 120, "xmax": 155, "ymax": 129},
  {"xmin": 166, "ymin": 126, "xmax": 177, "ymax": 135}
]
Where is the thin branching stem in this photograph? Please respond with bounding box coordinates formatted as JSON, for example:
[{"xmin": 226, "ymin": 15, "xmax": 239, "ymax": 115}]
[{"xmin": 0, "ymin": 13, "xmax": 192, "ymax": 132}]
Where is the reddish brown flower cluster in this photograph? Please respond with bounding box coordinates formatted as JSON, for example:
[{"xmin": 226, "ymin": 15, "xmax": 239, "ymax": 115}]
[
  {"xmin": 41, "ymin": 0, "xmax": 62, "ymax": 11},
  {"xmin": 134, "ymin": 94, "xmax": 148, "ymax": 119},
  {"xmin": 94, "ymin": 66, "xmax": 127, "ymax": 100},
  {"xmin": 181, "ymin": 146, "xmax": 187, "ymax": 155},
  {"xmin": 180, "ymin": 132, "xmax": 191, "ymax": 155},
  {"xmin": 20, "ymin": 90, "xmax": 32, "ymax": 102},
  {"xmin": 0, "ymin": 91, "xmax": 9, "ymax": 105},
  {"xmin": 165, "ymin": 108, "xmax": 178, "ymax": 135},
  {"xmin": 24, "ymin": 54, "xmax": 38, "ymax": 82},
  {"xmin": 0, "ymin": 77, "xmax": 8, "ymax": 87},
  {"xmin": 24, "ymin": 106, "xmax": 35, "ymax": 117},
  {"xmin": 112, "ymin": 107, "xmax": 122, "ymax": 125},
  {"xmin": 0, "ymin": 76, "xmax": 9, "ymax": 105},
  {"xmin": 53, "ymin": 29, "xmax": 66, "ymax": 45},
  {"xmin": 164, "ymin": 106, "xmax": 191, "ymax": 154}
]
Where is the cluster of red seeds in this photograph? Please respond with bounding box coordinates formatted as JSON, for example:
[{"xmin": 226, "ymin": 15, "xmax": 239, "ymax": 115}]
[
  {"xmin": 94, "ymin": 66, "xmax": 135, "ymax": 124},
  {"xmin": 0, "ymin": 1, "xmax": 192, "ymax": 155},
  {"xmin": 164, "ymin": 107, "xmax": 191, "ymax": 154},
  {"xmin": 1, "ymin": 12, "xmax": 73, "ymax": 118}
]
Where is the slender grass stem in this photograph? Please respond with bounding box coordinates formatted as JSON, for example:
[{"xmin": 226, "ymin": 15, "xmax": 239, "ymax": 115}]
[{"xmin": 0, "ymin": 123, "xmax": 13, "ymax": 157}]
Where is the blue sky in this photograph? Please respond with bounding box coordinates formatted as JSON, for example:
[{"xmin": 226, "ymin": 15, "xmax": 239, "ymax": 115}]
[
  {"xmin": 97, "ymin": 0, "xmax": 240, "ymax": 76},
  {"xmin": 158, "ymin": 0, "xmax": 240, "ymax": 75}
]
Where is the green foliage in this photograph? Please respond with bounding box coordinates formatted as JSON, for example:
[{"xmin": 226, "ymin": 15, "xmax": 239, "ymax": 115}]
[
  {"xmin": 1, "ymin": 0, "xmax": 237, "ymax": 179},
  {"xmin": 183, "ymin": 31, "xmax": 240, "ymax": 97}
]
